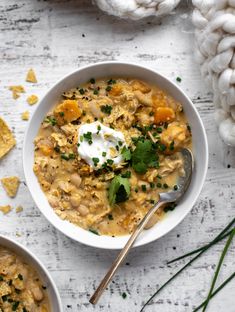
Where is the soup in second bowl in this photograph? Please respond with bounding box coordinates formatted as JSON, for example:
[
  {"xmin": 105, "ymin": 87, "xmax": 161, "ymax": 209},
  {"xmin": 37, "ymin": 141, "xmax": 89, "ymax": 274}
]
[{"xmin": 0, "ymin": 246, "xmax": 50, "ymax": 312}]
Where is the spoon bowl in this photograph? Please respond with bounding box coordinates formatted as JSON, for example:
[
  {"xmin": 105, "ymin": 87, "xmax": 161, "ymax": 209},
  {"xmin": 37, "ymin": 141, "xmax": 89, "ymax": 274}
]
[{"xmin": 159, "ymin": 148, "xmax": 193, "ymax": 204}]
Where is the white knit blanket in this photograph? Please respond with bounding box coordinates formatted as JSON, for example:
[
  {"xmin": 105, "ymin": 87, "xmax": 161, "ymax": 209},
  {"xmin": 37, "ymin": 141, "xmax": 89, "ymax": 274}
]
[
  {"xmin": 193, "ymin": 0, "xmax": 235, "ymax": 146},
  {"xmin": 94, "ymin": 0, "xmax": 181, "ymax": 20},
  {"xmin": 94, "ymin": 0, "xmax": 235, "ymax": 146}
]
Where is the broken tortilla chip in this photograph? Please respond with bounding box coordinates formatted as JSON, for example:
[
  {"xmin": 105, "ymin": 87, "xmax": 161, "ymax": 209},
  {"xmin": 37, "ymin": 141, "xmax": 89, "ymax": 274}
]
[
  {"xmin": 1, "ymin": 176, "xmax": 20, "ymax": 198},
  {"xmin": 0, "ymin": 205, "xmax": 12, "ymax": 214},
  {"xmin": 16, "ymin": 205, "xmax": 23, "ymax": 213},
  {"xmin": 27, "ymin": 94, "xmax": 38, "ymax": 105},
  {"xmin": 21, "ymin": 111, "xmax": 29, "ymax": 120},
  {"xmin": 9, "ymin": 85, "xmax": 25, "ymax": 99},
  {"xmin": 0, "ymin": 117, "xmax": 16, "ymax": 159},
  {"xmin": 26, "ymin": 68, "xmax": 37, "ymax": 83}
]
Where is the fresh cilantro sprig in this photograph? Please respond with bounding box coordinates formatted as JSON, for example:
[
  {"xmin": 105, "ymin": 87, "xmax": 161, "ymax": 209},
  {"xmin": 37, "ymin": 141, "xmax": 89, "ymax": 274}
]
[
  {"xmin": 131, "ymin": 140, "xmax": 159, "ymax": 174},
  {"xmin": 108, "ymin": 175, "xmax": 130, "ymax": 206}
]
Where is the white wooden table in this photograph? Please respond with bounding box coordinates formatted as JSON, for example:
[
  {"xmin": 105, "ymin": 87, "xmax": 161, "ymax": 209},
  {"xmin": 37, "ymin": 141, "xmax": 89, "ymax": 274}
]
[{"xmin": 0, "ymin": 1, "xmax": 235, "ymax": 311}]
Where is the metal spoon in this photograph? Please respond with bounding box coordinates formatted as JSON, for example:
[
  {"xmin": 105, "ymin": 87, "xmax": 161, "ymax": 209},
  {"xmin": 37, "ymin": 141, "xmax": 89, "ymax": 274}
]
[{"xmin": 90, "ymin": 148, "xmax": 193, "ymax": 304}]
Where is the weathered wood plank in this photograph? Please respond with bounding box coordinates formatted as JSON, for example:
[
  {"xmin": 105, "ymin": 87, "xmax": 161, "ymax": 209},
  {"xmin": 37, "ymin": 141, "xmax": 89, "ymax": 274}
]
[{"xmin": 0, "ymin": 1, "xmax": 234, "ymax": 311}]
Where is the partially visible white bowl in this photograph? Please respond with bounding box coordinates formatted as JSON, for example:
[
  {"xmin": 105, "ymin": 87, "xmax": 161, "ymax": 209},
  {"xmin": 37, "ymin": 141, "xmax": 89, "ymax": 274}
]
[
  {"xmin": 0, "ymin": 235, "xmax": 63, "ymax": 311},
  {"xmin": 23, "ymin": 62, "xmax": 208, "ymax": 250}
]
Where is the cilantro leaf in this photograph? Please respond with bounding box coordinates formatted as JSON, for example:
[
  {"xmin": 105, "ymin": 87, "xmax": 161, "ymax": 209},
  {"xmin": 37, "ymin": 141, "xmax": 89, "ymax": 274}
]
[
  {"xmin": 108, "ymin": 175, "xmax": 130, "ymax": 206},
  {"xmin": 121, "ymin": 146, "xmax": 131, "ymax": 161},
  {"xmin": 132, "ymin": 140, "xmax": 159, "ymax": 174}
]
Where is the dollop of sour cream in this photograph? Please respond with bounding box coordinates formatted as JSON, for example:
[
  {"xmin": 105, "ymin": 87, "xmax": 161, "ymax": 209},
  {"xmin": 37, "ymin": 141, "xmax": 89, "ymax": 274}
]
[{"xmin": 77, "ymin": 121, "xmax": 126, "ymax": 169}]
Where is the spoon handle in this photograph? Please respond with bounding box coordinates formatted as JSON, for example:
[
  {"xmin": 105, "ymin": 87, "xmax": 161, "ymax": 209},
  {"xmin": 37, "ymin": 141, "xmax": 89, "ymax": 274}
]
[{"xmin": 89, "ymin": 199, "xmax": 165, "ymax": 305}]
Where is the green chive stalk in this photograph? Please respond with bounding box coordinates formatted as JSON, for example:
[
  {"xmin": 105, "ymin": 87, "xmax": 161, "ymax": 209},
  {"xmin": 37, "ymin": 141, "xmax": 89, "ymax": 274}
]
[
  {"xmin": 193, "ymin": 272, "xmax": 235, "ymax": 312},
  {"xmin": 202, "ymin": 228, "xmax": 235, "ymax": 311},
  {"xmin": 167, "ymin": 217, "xmax": 235, "ymax": 264},
  {"xmin": 140, "ymin": 219, "xmax": 235, "ymax": 312}
]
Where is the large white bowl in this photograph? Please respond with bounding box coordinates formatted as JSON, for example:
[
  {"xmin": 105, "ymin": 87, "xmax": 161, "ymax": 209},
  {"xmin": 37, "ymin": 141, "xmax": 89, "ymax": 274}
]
[
  {"xmin": 0, "ymin": 235, "xmax": 63, "ymax": 311},
  {"xmin": 23, "ymin": 62, "xmax": 208, "ymax": 250}
]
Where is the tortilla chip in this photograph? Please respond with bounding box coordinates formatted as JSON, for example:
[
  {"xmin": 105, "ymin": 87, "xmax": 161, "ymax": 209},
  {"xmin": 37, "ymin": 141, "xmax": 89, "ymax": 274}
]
[
  {"xmin": 26, "ymin": 68, "xmax": 37, "ymax": 83},
  {"xmin": 16, "ymin": 205, "xmax": 23, "ymax": 213},
  {"xmin": 0, "ymin": 117, "xmax": 16, "ymax": 159},
  {"xmin": 27, "ymin": 94, "xmax": 38, "ymax": 105},
  {"xmin": 1, "ymin": 176, "xmax": 20, "ymax": 198},
  {"xmin": 21, "ymin": 111, "xmax": 29, "ymax": 120},
  {"xmin": 9, "ymin": 85, "xmax": 25, "ymax": 99},
  {"xmin": 0, "ymin": 205, "xmax": 12, "ymax": 214}
]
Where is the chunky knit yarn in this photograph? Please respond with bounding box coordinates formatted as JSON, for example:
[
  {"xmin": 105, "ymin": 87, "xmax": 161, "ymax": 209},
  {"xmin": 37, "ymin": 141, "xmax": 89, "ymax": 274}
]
[
  {"xmin": 193, "ymin": 0, "xmax": 235, "ymax": 145},
  {"xmin": 94, "ymin": 0, "xmax": 181, "ymax": 20}
]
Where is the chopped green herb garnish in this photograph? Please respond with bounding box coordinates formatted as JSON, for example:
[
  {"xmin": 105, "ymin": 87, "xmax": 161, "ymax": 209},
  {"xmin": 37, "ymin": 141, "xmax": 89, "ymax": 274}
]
[
  {"xmin": 61, "ymin": 154, "xmax": 70, "ymax": 161},
  {"xmin": 90, "ymin": 78, "xmax": 95, "ymax": 84},
  {"xmin": 176, "ymin": 76, "xmax": 182, "ymax": 82},
  {"xmin": 141, "ymin": 185, "xmax": 147, "ymax": 192},
  {"xmin": 135, "ymin": 187, "xmax": 138, "ymax": 193},
  {"xmin": 92, "ymin": 157, "xmax": 99, "ymax": 167},
  {"xmin": 150, "ymin": 182, "xmax": 155, "ymax": 189},
  {"xmin": 107, "ymin": 159, "xmax": 114, "ymax": 165},
  {"xmin": 23, "ymin": 308, "xmax": 28, "ymax": 312},
  {"xmin": 59, "ymin": 111, "xmax": 65, "ymax": 117},
  {"xmin": 156, "ymin": 127, "xmax": 162, "ymax": 133},
  {"xmin": 163, "ymin": 183, "xmax": 169, "ymax": 189},
  {"xmin": 118, "ymin": 141, "xmax": 123, "ymax": 146},
  {"xmin": 2, "ymin": 295, "xmax": 8, "ymax": 302},
  {"xmin": 106, "ymin": 85, "xmax": 112, "ymax": 92},
  {"xmin": 150, "ymin": 199, "xmax": 155, "ymax": 204},
  {"xmin": 169, "ymin": 141, "xmax": 175, "ymax": 151},
  {"xmin": 108, "ymin": 175, "xmax": 131, "ymax": 206},
  {"xmin": 54, "ymin": 146, "xmax": 60, "ymax": 153},
  {"xmin": 0, "ymin": 275, "xmax": 3, "ymax": 281},
  {"xmin": 164, "ymin": 203, "xmax": 177, "ymax": 212},
  {"xmin": 101, "ymin": 104, "xmax": 112, "ymax": 115},
  {"xmin": 102, "ymin": 152, "xmax": 107, "ymax": 157},
  {"xmin": 89, "ymin": 228, "xmax": 99, "ymax": 235},
  {"xmin": 93, "ymin": 89, "xmax": 99, "ymax": 95},
  {"xmin": 12, "ymin": 301, "xmax": 20, "ymax": 311},
  {"xmin": 157, "ymin": 174, "xmax": 162, "ymax": 179},
  {"xmin": 159, "ymin": 143, "xmax": 167, "ymax": 152},
  {"xmin": 80, "ymin": 135, "xmax": 84, "ymax": 142},
  {"xmin": 83, "ymin": 131, "xmax": 93, "ymax": 144},
  {"xmin": 79, "ymin": 88, "xmax": 85, "ymax": 95},
  {"xmin": 157, "ymin": 183, "xmax": 162, "ymax": 188},
  {"xmin": 115, "ymin": 145, "xmax": 119, "ymax": 151},
  {"xmin": 149, "ymin": 111, "xmax": 154, "ymax": 116},
  {"xmin": 45, "ymin": 116, "xmax": 57, "ymax": 126},
  {"xmin": 82, "ymin": 110, "xmax": 86, "ymax": 116},
  {"xmin": 122, "ymin": 292, "xmax": 127, "ymax": 299},
  {"xmin": 97, "ymin": 125, "xmax": 101, "ymax": 131},
  {"xmin": 108, "ymin": 214, "xmax": 114, "ymax": 220},
  {"xmin": 121, "ymin": 171, "xmax": 131, "ymax": 178},
  {"xmin": 187, "ymin": 124, "xmax": 191, "ymax": 132},
  {"xmin": 18, "ymin": 274, "xmax": 23, "ymax": 280},
  {"xmin": 69, "ymin": 153, "xmax": 75, "ymax": 159},
  {"xmin": 107, "ymin": 79, "xmax": 116, "ymax": 85},
  {"xmin": 77, "ymin": 143, "xmax": 80, "ymax": 148}
]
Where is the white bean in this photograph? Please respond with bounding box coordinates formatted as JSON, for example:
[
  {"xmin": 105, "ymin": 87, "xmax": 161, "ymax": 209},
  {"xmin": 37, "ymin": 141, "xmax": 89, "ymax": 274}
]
[
  {"xmin": 77, "ymin": 204, "xmax": 89, "ymax": 216},
  {"xmin": 31, "ymin": 286, "xmax": 44, "ymax": 301},
  {"xmin": 70, "ymin": 173, "xmax": 82, "ymax": 188}
]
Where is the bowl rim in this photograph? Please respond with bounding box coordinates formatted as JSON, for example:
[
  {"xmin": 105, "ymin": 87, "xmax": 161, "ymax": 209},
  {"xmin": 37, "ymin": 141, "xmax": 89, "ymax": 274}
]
[
  {"xmin": 0, "ymin": 235, "xmax": 63, "ymax": 311},
  {"xmin": 23, "ymin": 61, "xmax": 208, "ymax": 249}
]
